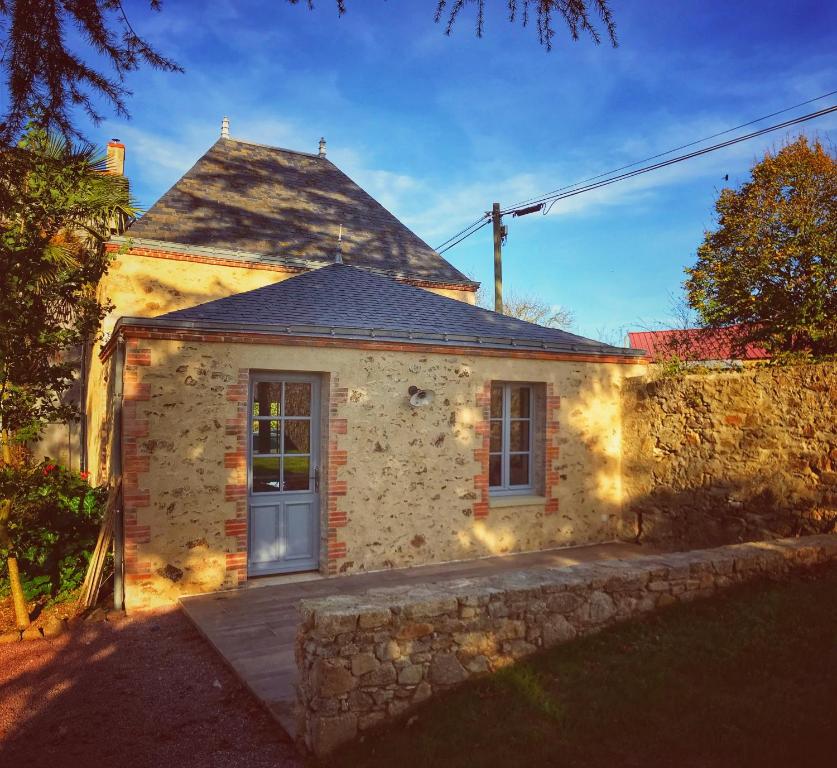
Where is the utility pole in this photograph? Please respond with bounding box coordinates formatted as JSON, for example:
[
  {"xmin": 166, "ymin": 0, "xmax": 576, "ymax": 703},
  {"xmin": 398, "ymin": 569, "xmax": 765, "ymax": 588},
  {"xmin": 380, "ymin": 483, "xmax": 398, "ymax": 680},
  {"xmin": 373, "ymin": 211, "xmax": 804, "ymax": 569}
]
[{"xmin": 492, "ymin": 202, "xmax": 504, "ymax": 313}]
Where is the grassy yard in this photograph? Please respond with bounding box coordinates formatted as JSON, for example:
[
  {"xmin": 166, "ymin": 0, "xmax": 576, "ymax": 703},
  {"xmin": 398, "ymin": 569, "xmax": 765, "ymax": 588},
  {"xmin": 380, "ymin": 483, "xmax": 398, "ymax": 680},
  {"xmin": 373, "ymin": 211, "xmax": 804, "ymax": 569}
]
[{"xmin": 327, "ymin": 564, "xmax": 837, "ymax": 768}]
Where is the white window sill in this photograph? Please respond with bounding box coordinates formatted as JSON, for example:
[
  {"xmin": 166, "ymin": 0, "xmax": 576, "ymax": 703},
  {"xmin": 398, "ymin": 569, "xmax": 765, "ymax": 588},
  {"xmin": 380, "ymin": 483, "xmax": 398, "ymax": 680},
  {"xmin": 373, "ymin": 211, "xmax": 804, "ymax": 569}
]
[{"xmin": 489, "ymin": 494, "xmax": 547, "ymax": 509}]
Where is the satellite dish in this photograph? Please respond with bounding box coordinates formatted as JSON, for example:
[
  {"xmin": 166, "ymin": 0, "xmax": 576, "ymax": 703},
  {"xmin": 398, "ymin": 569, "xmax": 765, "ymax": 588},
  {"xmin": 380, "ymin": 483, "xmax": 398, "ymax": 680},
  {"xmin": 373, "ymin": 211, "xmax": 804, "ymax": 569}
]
[{"xmin": 408, "ymin": 385, "xmax": 435, "ymax": 408}]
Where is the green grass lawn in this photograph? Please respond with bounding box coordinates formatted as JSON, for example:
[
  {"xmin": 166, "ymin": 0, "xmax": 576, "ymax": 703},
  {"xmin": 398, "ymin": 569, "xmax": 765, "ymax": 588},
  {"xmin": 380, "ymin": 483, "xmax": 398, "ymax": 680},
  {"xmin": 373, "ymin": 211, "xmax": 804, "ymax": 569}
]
[{"xmin": 326, "ymin": 564, "xmax": 837, "ymax": 768}]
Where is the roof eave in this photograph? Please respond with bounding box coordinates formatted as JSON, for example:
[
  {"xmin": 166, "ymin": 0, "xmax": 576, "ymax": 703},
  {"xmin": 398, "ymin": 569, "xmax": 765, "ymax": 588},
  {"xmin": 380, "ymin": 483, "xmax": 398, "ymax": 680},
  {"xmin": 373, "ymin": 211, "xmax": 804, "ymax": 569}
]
[
  {"xmin": 103, "ymin": 315, "xmax": 647, "ymax": 362},
  {"xmin": 108, "ymin": 235, "xmax": 481, "ymax": 291}
]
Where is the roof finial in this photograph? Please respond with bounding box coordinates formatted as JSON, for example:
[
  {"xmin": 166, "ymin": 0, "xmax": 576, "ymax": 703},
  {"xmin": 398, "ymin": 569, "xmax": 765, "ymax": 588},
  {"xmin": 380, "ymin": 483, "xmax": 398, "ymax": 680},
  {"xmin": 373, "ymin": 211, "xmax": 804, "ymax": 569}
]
[
  {"xmin": 335, "ymin": 224, "xmax": 343, "ymax": 264},
  {"xmin": 318, "ymin": 137, "xmax": 327, "ymax": 158},
  {"xmin": 221, "ymin": 116, "xmax": 230, "ymax": 139}
]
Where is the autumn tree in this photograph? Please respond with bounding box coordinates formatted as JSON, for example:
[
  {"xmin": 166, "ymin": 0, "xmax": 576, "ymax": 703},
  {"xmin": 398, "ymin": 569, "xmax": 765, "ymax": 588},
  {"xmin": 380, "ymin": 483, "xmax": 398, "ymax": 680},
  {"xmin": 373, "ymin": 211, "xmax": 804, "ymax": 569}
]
[{"xmin": 685, "ymin": 136, "xmax": 837, "ymax": 357}]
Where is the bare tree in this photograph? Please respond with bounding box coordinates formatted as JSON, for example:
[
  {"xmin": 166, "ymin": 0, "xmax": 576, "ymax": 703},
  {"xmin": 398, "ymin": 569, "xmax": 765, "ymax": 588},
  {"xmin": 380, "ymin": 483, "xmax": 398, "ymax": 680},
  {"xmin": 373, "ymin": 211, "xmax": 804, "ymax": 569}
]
[{"xmin": 476, "ymin": 285, "xmax": 575, "ymax": 329}]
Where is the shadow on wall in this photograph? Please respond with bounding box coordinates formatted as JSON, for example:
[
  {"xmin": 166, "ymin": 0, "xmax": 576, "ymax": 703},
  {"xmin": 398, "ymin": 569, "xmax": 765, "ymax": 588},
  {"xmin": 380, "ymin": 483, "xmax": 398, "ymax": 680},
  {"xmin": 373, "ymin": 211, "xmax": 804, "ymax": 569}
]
[
  {"xmin": 0, "ymin": 610, "xmax": 294, "ymax": 766},
  {"xmin": 622, "ymin": 364, "xmax": 837, "ymax": 549}
]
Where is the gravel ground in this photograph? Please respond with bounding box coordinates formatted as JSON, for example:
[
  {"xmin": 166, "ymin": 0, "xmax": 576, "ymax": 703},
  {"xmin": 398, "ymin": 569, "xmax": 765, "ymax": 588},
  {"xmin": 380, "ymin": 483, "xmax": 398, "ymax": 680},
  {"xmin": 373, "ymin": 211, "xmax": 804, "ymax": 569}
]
[{"xmin": 0, "ymin": 608, "xmax": 301, "ymax": 768}]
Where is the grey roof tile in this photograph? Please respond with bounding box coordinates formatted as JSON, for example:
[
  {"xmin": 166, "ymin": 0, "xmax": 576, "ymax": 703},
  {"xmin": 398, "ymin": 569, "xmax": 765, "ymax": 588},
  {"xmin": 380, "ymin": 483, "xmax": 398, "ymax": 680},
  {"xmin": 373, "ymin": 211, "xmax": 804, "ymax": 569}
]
[
  {"xmin": 127, "ymin": 137, "xmax": 472, "ymax": 286},
  {"xmin": 156, "ymin": 263, "xmax": 636, "ymax": 355}
]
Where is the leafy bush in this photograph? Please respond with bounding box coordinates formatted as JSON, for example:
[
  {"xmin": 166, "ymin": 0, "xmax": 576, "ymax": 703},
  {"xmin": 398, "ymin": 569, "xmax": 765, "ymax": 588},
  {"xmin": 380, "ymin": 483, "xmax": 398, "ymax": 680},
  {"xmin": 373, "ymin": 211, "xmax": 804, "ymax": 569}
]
[{"xmin": 0, "ymin": 461, "xmax": 106, "ymax": 602}]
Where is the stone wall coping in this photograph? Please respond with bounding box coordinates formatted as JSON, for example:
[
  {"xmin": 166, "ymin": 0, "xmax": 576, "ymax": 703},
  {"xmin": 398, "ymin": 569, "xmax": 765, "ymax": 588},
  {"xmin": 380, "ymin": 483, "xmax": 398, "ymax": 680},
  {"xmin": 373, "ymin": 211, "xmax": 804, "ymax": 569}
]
[{"xmin": 299, "ymin": 535, "xmax": 837, "ymax": 632}]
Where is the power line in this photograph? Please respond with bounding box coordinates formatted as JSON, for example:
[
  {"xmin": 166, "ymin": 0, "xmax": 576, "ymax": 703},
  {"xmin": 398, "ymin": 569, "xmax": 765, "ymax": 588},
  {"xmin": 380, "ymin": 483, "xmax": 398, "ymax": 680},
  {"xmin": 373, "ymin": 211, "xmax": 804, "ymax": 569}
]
[
  {"xmin": 509, "ymin": 103, "xmax": 836, "ymax": 215},
  {"xmin": 503, "ymin": 88, "xmax": 837, "ymax": 212},
  {"xmin": 437, "ymin": 217, "xmax": 491, "ymax": 254},
  {"xmin": 434, "ymin": 213, "xmax": 489, "ymax": 251},
  {"xmin": 436, "ymin": 100, "xmax": 836, "ymax": 252}
]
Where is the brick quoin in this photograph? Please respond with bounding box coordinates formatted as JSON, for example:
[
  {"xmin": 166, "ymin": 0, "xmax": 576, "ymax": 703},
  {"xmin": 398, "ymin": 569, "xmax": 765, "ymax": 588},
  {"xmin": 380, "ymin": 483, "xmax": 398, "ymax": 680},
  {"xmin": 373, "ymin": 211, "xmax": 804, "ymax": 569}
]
[
  {"xmin": 545, "ymin": 383, "xmax": 561, "ymax": 515},
  {"xmin": 327, "ymin": 378, "xmax": 349, "ymax": 575},
  {"xmin": 223, "ymin": 369, "xmax": 250, "ymax": 586},
  {"xmin": 122, "ymin": 339, "xmax": 153, "ymax": 583},
  {"xmin": 472, "ymin": 382, "xmax": 492, "ymax": 520}
]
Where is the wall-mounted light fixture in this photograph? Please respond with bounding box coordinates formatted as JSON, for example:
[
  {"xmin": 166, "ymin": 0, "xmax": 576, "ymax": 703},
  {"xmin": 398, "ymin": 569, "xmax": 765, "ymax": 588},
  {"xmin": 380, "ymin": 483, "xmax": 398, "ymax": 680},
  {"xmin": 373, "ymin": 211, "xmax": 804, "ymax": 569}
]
[{"xmin": 408, "ymin": 385, "xmax": 435, "ymax": 408}]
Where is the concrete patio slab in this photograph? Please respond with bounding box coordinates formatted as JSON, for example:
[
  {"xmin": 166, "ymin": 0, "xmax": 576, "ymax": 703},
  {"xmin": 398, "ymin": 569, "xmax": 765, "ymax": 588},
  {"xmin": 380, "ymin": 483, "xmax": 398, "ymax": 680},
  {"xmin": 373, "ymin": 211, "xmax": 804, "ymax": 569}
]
[{"xmin": 180, "ymin": 541, "xmax": 659, "ymax": 738}]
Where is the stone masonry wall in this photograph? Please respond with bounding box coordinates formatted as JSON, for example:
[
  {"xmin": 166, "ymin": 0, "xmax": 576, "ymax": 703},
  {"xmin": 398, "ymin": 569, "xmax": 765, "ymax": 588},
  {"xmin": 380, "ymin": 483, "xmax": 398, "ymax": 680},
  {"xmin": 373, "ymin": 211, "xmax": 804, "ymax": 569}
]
[
  {"xmin": 295, "ymin": 534, "xmax": 837, "ymax": 757},
  {"xmin": 622, "ymin": 363, "xmax": 837, "ymax": 549},
  {"xmin": 115, "ymin": 333, "xmax": 641, "ymax": 608}
]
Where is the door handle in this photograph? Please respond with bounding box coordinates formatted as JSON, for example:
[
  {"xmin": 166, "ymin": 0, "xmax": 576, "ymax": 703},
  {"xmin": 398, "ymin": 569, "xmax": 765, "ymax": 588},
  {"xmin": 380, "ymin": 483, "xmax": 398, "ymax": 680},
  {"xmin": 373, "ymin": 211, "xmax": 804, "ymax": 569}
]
[{"xmin": 313, "ymin": 467, "xmax": 320, "ymax": 492}]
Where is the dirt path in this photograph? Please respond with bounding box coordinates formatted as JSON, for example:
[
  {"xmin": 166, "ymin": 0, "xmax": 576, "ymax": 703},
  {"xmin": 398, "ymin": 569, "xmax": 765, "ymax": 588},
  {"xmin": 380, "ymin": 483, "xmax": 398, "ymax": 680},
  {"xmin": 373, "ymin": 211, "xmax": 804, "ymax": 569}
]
[{"xmin": 0, "ymin": 608, "xmax": 300, "ymax": 768}]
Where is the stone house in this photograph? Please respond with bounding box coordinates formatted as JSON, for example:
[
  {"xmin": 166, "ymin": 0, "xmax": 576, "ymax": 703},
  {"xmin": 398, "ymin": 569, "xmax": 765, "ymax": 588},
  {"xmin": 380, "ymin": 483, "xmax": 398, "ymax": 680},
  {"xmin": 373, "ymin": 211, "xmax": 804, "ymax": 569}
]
[{"xmin": 81, "ymin": 127, "xmax": 646, "ymax": 609}]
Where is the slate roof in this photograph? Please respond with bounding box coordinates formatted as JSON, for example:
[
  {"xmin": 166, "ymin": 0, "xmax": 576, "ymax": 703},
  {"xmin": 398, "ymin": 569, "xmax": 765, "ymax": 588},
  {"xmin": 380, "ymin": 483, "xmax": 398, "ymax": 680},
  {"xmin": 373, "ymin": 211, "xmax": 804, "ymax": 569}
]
[
  {"xmin": 126, "ymin": 137, "xmax": 473, "ymax": 287},
  {"xmin": 126, "ymin": 264, "xmax": 641, "ymax": 357}
]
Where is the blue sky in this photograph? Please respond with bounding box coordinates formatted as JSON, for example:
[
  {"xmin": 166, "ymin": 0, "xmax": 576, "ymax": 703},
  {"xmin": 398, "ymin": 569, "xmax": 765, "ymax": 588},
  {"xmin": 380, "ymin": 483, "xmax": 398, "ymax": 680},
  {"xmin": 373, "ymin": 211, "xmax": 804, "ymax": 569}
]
[{"xmin": 84, "ymin": 0, "xmax": 835, "ymax": 341}]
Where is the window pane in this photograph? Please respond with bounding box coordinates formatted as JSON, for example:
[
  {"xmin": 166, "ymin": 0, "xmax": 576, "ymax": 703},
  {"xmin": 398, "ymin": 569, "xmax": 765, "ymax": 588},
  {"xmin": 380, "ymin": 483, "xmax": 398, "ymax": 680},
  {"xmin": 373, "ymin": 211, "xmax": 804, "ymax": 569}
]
[
  {"xmin": 509, "ymin": 454, "xmax": 530, "ymax": 486},
  {"xmin": 283, "ymin": 455, "xmax": 310, "ymax": 491},
  {"xmin": 252, "ymin": 420, "xmax": 280, "ymax": 454},
  {"xmin": 489, "ymin": 421, "xmax": 502, "ymax": 452},
  {"xmin": 510, "ymin": 386, "xmax": 530, "ymax": 418},
  {"xmin": 490, "ymin": 385, "xmax": 503, "ymax": 418},
  {"xmin": 253, "ymin": 383, "xmax": 281, "ymax": 417},
  {"xmin": 285, "ymin": 383, "xmax": 311, "ymax": 416},
  {"xmin": 510, "ymin": 421, "xmax": 530, "ymax": 452},
  {"xmin": 283, "ymin": 420, "xmax": 310, "ymax": 454},
  {"xmin": 253, "ymin": 457, "xmax": 281, "ymax": 493},
  {"xmin": 489, "ymin": 454, "xmax": 502, "ymax": 487}
]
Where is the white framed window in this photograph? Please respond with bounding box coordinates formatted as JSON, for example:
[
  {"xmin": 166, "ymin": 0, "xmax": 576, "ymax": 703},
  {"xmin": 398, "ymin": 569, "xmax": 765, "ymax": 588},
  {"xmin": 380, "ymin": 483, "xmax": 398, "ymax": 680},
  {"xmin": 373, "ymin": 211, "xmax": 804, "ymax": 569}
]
[{"xmin": 489, "ymin": 382, "xmax": 534, "ymax": 494}]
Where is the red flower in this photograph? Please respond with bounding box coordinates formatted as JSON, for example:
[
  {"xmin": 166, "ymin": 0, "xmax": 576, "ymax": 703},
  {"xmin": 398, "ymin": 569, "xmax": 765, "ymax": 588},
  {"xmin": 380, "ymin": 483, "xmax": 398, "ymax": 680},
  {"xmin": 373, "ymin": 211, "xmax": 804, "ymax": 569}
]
[
  {"xmin": 80, "ymin": 471, "xmax": 90, "ymax": 480},
  {"xmin": 43, "ymin": 463, "xmax": 56, "ymax": 475}
]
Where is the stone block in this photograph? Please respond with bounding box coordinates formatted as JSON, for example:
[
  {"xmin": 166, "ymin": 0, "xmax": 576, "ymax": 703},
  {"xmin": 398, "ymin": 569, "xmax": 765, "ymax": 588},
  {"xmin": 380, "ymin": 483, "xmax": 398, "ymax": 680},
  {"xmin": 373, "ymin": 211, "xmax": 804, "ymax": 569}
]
[
  {"xmin": 404, "ymin": 595, "xmax": 458, "ymax": 619},
  {"xmin": 358, "ymin": 606, "xmax": 393, "ymax": 629},
  {"xmin": 360, "ymin": 661, "xmax": 397, "ymax": 687},
  {"xmin": 588, "ymin": 591, "xmax": 616, "ymax": 624},
  {"xmin": 314, "ymin": 609, "xmax": 358, "ymax": 638},
  {"xmin": 313, "ymin": 659, "xmax": 356, "ymax": 697},
  {"xmin": 398, "ymin": 663, "xmax": 424, "ymax": 685},
  {"xmin": 351, "ymin": 652, "xmax": 379, "ymax": 677},
  {"xmin": 542, "ymin": 615, "xmax": 576, "ymax": 646},
  {"xmin": 429, "ymin": 653, "xmax": 468, "ymax": 686},
  {"xmin": 465, "ymin": 655, "xmax": 491, "ymax": 674},
  {"xmin": 547, "ymin": 592, "xmax": 583, "ymax": 613},
  {"xmin": 396, "ymin": 622, "xmax": 434, "ymax": 640},
  {"xmin": 375, "ymin": 639, "xmax": 401, "ymax": 660},
  {"xmin": 413, "ymin": 680, "xmax": 433, "ymax": 703},
  {"xmin": 310, "ymin": 713, "xmax": 358, "ymax": 758}
]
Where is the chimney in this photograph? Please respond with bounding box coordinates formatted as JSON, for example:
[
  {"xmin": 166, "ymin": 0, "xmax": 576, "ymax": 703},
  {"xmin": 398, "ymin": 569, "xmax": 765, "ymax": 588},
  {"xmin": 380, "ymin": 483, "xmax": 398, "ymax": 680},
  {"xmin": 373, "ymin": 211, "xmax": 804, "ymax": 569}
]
[
  {"xmin": 335, "ymin": 224, "xmax": 343, "ymax": 263},
  {"xmin": 106, "ymin": 139, "xmax": 125, "ymax": 175},
  {"xmin": 318, "ymin": 137, "xmax": 327, "ymax": 158},
  {"xmin": 221, "ymin": 116, "xmax": 230, "ymax": 139}
]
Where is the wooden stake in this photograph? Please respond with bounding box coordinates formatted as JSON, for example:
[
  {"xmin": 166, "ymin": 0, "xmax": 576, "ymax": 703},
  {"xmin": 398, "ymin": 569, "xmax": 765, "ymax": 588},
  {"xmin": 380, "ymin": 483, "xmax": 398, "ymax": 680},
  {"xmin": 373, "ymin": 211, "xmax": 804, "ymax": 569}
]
[{"xmin": 8, "ymin": 556, "xmax": 29, "ymax": 630}]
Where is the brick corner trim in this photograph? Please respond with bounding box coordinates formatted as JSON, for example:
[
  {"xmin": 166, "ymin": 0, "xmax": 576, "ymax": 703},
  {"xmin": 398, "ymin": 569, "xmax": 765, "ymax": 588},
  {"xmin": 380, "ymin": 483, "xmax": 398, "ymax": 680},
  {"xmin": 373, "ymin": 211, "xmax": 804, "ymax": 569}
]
[
  {"xmin": 545, "ymin": 383, "xmax": 561, "ymax": 515},
  {"xmin": 223, "ymin": 369, "xmax": 249, "ymax": 586},
  {"xmin": 327, "ymin": 378, "xmax": 349, "ymax": 575},
  {"xmin": 122, "ymin": 338, "xmax": 152, "ymax": 584},
  {"xmin": 472, "ymin": 382, "xmax": 492, "ymax": 520}
]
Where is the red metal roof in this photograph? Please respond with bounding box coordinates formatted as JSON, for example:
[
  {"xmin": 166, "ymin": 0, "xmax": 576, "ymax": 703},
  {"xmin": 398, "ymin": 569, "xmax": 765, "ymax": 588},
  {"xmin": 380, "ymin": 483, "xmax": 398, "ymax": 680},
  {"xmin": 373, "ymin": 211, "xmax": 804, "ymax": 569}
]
[{"xmin": 627, "ymin": 326, "xmax": 770, "ymax": 361}]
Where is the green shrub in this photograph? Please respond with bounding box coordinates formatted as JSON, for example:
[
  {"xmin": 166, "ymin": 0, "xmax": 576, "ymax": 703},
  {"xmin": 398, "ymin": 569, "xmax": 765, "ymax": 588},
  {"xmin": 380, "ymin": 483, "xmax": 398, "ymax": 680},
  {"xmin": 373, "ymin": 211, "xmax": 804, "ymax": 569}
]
[{"xmin": 0, "ymin": 461, "xmax": 106, "ymax": 602}]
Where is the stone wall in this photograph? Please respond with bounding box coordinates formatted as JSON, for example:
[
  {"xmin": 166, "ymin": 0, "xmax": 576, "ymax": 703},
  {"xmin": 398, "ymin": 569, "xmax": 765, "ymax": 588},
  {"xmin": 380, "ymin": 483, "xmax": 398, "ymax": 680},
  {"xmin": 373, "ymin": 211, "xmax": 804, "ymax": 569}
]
[
  {"xmin": 622, "ymin": 364, "xmax": 837, "ymax": 548},
  {"xmin": 111, "ymin": 330, "xmax": 642, "ymax": 608},
  {"xmin": 295, "ymin": 534, "xmax": 837, "ymax": 757}
]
